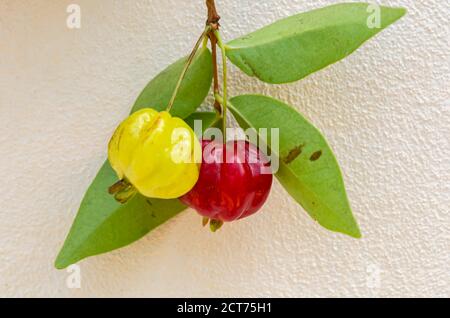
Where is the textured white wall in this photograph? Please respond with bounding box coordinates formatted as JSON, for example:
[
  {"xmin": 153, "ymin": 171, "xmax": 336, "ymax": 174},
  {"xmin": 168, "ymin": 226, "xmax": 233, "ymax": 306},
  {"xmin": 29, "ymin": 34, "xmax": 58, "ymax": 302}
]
[{"xmin": 0, "ymin": 0, "xmax": 448, "ymax": 298}]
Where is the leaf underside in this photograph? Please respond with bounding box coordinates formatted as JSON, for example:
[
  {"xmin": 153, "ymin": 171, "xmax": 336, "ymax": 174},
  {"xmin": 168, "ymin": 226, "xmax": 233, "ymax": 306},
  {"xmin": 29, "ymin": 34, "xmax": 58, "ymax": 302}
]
[
  {"xmin": 226, "ymin": 3, "xmax": 406, "ymax": 84},
  {"xmin": 229, "ymin": 95, "xmax": 361, "ymax": 238}
]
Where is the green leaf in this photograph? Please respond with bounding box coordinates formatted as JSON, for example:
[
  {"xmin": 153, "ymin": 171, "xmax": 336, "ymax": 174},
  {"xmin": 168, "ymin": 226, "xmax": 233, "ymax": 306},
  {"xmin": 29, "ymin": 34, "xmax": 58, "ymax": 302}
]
[
  {"xmin": 184, "ymin": 111, "xmax": 217, "ymax": 129},
  {"xmin": 133, "ymin": 47, "xmax": 213, "ymax": 118},
  {"xmin": 55, "ymin": 163, "xmax": 186, "ymax": 269},
  {"xmin": 229, "ymin": 95, "xmax": 361, "ymax": 238},
  {"xmin": 226, "ymin": 3, "xmax": 406, "ymax": 84},
  {"xmin": 55, "ymin": 112, "xmax": 217, "ymax": 269}
]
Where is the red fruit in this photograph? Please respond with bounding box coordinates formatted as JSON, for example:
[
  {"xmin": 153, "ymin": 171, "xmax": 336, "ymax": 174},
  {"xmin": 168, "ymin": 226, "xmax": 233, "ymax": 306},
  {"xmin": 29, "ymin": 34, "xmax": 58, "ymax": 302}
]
[{"xmin": 180, "ymin": 140, "xmax": 273, "ymax": 225}]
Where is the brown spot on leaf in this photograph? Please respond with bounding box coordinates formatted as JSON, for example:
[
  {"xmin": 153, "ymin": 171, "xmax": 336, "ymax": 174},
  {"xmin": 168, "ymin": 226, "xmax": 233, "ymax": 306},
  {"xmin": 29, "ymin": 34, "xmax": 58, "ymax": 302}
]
[
  {"xmin": 310, "ymin": 151, "xmax": 322, "ymax": 161},
  {"xmin": 282, "ymin": 145, "xmax": 304, "ymax": 164}
]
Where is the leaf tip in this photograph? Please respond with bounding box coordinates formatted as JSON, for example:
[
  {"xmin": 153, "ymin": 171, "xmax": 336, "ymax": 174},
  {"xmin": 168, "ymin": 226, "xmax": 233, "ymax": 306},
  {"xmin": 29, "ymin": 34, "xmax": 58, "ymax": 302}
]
[
  {"xmin": 54, "ymin": 249, "xmax": 74, "ymax": 270},
  {"xmin": 54, "ymin": 257, "xmax": 68, "ymax": 270},
  {"xmin": 382, "ymin": 6, "xmax": 408, "ymax": 24},
  {"xmin": 345, "ymin": 218, "xmax": 363, "ymax": 239},
  {"xmin": 392, "ymin": 6, "xmax": 407, "ymax": 20},
  {"xmin": 349, "ymin": 228, "xmax": 363, "ymax": 239}
]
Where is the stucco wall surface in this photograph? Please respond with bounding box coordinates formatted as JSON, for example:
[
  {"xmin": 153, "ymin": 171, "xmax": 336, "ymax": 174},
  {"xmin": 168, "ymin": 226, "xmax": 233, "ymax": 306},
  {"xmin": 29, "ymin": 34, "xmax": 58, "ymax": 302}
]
[{"xmin": 0, "ymin": 0, "xmax": 448, "ymax": 297}]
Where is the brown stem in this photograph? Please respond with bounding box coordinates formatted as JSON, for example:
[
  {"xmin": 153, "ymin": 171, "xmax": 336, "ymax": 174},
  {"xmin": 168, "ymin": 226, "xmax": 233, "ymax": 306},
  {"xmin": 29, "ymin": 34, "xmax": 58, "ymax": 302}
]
[
  {"xmin": 206, "ymin": 0, "xmax": 222, "ymax": 114},
  {"xmin": 206, "ymin": 0, "xmax": 220, "ymax": 25},
  {"xmin": 210, "ymin": 35, "xmax": 221, "ymax": 114}
]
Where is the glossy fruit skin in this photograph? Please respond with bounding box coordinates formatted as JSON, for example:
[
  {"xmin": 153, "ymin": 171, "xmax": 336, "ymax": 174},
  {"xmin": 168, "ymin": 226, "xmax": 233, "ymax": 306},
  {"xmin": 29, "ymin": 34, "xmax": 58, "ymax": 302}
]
[
  {"xmin": 108, "ymin": 108, "xmax": 201, "ymax": 199},
  {"xmin": 180, "ymin": 140, "xmax": 273, "ymax": 222}
]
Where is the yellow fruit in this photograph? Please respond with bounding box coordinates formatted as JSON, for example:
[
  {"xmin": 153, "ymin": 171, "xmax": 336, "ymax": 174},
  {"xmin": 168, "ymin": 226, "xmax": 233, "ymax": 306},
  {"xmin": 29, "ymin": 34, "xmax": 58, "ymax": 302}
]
[{"xmin": 108, "ymin": 108, "xmax": 201, "ymax": 200}]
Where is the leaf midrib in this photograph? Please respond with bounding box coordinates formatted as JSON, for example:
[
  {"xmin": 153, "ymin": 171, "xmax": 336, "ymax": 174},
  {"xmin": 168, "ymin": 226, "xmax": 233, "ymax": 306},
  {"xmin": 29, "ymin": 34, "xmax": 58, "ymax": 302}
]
[{"xmin": 226, "ymin": 21, "xmax": 365, "ymax": 50}]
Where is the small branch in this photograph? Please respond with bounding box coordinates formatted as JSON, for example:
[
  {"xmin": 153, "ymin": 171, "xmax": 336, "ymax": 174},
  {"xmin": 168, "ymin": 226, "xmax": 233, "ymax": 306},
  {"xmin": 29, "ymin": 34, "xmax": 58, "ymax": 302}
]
[
  {"xmin": 206, "ymin": 0, "xmax": 220, "ymax": 25},
  {"xmin": 168, "ymin": 1, "xmax": 221, "ymax": 114}
]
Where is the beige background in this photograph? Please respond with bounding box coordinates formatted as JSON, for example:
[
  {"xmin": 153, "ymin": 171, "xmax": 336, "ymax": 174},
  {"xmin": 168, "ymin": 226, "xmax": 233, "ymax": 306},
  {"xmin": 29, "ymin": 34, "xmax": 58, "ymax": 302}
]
[{"xmin": 0, "ymin": 0, "xmax": 449, "ymax": 297}]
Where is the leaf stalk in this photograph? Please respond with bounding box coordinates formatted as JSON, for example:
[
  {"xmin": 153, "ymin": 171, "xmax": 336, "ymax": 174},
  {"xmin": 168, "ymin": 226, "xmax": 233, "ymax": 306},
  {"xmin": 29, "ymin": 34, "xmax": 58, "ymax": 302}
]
[
  {"xmin": 166, "ymin": 25, "xmax": 211, "ymax": 113},
  {"xmin": 213, "ymin": 30, "xmax": 228, "ymax": 141}
]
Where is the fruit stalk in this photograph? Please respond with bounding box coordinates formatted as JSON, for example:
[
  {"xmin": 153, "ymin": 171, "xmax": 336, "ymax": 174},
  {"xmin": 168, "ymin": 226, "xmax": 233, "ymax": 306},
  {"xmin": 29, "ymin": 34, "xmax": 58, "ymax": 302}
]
[
  {"xmin": 214, "ymin": 29, "xmax": 228, "ymax": 140},
  {"xmin": 210, "ymin": 34, "xmax": 221, "ymax": 115}
]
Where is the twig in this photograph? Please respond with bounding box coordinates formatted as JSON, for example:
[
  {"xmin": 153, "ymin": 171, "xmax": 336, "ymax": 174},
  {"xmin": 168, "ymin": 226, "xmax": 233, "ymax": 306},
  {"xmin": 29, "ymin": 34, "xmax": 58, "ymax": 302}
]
[{"xmin": 206, "ymin": 0, "xmax": 220, "ymax": 25}]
